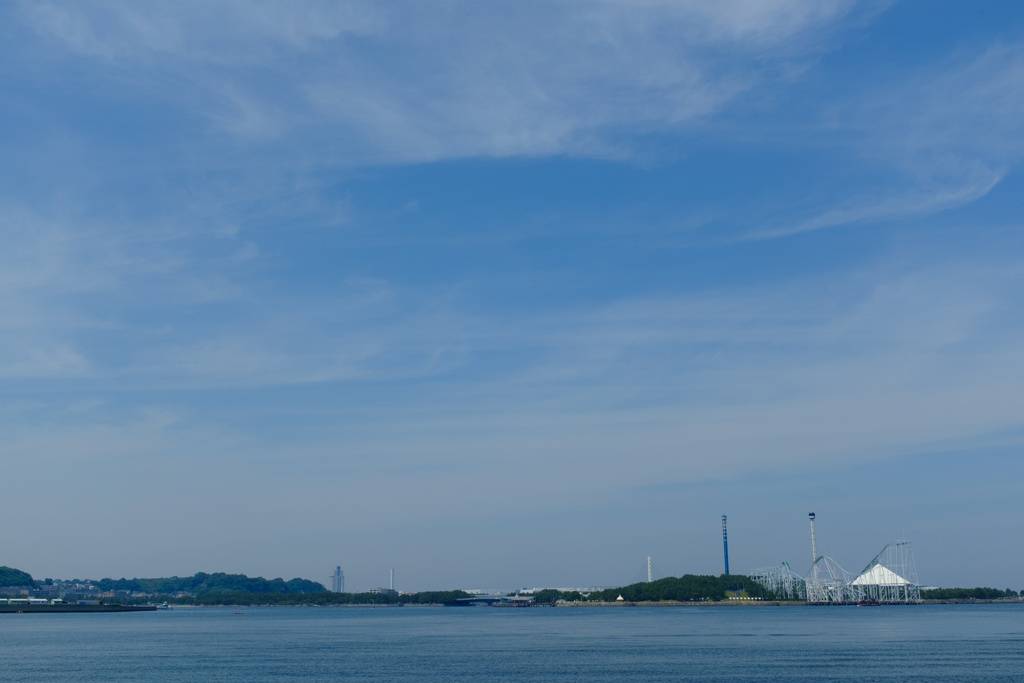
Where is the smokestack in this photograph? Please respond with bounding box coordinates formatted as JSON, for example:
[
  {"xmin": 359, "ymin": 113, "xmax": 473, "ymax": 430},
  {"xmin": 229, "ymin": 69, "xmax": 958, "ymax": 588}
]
[
  {"xmin": 390, "ymin": 569, "xmax": 394, "ymax": 591},
  {"xmin": 809, "ymin": 512, "xmax": 818, "ymax": 581},
  {"xmin": 722, "ymin": 515, "xmax": 729, "ymax": 575}
]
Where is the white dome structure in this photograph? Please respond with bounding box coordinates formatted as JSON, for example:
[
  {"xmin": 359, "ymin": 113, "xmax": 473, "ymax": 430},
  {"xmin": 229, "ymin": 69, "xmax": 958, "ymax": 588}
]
[{"xmin": 851, "ymin": 563, "xmax": 913, "ymax": 587}]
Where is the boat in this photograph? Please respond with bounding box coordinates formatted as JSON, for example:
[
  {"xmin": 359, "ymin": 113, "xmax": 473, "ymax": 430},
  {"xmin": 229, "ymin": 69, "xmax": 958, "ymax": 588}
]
[{"xmin": 156, "ymin": 603, "xmax": 171, "ymax": 610}]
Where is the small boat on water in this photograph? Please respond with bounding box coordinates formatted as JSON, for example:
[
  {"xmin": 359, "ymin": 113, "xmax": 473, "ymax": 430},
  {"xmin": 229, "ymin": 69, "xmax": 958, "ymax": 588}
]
[
  {"xmin": 235, "ymin": 611, "xmax": 244, "ymax": 615},
  {"xmin": 156, "ymin": 603, "xmax": 171, "ymax": 610}
]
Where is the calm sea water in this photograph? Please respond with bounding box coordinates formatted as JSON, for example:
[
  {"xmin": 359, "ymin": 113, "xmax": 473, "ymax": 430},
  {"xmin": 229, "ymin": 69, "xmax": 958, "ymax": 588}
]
[{"xmin": 0, "ymin": 604, "xmax": 1021, "ymax": 681}]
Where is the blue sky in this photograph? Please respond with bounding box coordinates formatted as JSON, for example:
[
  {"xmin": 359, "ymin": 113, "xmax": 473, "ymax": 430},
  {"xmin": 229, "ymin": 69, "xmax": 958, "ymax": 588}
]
[{"xmin": 1, "ymin": 1, "xmax": 1023, "ymax": 591}]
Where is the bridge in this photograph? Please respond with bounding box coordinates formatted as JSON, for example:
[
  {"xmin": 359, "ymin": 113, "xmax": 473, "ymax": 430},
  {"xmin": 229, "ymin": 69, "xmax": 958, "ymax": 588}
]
[{"xmin": 446, "ymin": 595, "xmax": 535, "ymax": 606}]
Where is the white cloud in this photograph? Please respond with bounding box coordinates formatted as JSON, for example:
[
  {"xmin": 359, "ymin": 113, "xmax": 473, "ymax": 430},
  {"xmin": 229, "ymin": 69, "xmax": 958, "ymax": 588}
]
[
  {"xmin": 17, "ymin": 0, "xmax": 873, "ymax": 159},
  {"xmin": 18, "ymin": 0, "xmax": 383, "ymax": 63},
  {"xmin": 891, "ymin": 45, "xmax": 1024, "ymax": 170},
  {"xmin": 746, "ymin": 44, "xmax": 1024, "ymax": 239},
  {"xmin": 744, "ymin": 170, "xmax": 1003, "ymax": 240},
  {"xmin": 2, "ymin": 211, "xmax": 1021, "ymax": 581},
  {"xmin": 0, "ymin": 344, "xmax": 90, "ymax": 378},
  {"xmin": 7, "ymin": 206, "xmax": 1021, "ymax": 481}
]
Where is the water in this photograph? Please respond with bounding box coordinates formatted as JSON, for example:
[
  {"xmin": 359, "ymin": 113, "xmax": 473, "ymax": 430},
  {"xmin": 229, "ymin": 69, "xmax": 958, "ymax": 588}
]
[{"xmin": 1, "ymin": 604, "xmax": 1021, "ymax": 681}]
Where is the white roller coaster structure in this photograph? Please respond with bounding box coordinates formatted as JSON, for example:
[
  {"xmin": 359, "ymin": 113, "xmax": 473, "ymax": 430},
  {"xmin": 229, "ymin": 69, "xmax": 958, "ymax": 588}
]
[
  {"xmin": 750, "ymin": 514, "xmax": 921, "ymax": 604},
  {"xmin": 748, "ymin": 562, "xmax": 805, "ymax": 600}
]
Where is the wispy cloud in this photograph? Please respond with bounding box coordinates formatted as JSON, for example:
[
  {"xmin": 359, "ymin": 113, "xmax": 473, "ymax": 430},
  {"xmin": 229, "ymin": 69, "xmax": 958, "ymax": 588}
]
[
  {"xmin": 17, "ymin": 0, "xmax": 875, "ymax": 161},
  {"xmin": 3, "ymin": 248, "xmax": 1022, "ymax": 585},
  {"xmin": 743, "ymin": 171, "xmax": 1003, "ymax": 240},
  {"xmin": 742, "ymin": 44, "xmax": 1024, "ymax": 240},
  {"xmin": 7, "ymin": 205, "xmax": 1022, "ymax": 476}
]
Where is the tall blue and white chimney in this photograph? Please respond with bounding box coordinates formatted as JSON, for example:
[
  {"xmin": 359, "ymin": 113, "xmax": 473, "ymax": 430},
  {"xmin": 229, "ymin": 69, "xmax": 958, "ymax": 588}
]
[{"xmin": 722, "ymin": 515, "xmax": 730, "ymax": 575}]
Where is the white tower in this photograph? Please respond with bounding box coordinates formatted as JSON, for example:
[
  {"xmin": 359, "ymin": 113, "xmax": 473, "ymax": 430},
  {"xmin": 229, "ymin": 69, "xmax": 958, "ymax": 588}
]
[{"xmin": 809, "ymin": 512, "xmax": 819, "ymax": 582}]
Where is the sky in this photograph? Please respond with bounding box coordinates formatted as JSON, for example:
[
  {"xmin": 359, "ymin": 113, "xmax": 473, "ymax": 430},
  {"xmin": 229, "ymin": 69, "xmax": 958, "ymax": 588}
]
[{"xmin": 1, "ymin": 0, "xmax": 1023, "ymax": 592}]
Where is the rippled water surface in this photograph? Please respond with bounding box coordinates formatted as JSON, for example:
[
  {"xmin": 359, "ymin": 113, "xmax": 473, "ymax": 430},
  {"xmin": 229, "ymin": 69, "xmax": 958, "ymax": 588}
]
[{"xmin": 1, "ymin": 604, "xmax": 1021, "ymax": 681}]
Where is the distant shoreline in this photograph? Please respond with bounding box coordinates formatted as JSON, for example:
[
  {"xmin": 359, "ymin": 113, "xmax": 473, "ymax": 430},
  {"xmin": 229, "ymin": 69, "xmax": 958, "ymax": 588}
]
[
  {"xmin": 560, "ymin": 599, "xmax": 1023, "ymax": 607},
  {"xmin": 160, "ymin": 599, "xmax": 1023, "ymax": 608}
]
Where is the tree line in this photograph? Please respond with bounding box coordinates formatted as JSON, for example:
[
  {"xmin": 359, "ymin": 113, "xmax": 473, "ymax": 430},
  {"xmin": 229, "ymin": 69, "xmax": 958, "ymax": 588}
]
[
  {"xmin": 114, "ymin": 590, "xmax": 471, "ymax": 606},
  {"xmin": 7, "ymin": 564, "xmax": 1021, "ymax": 604},
  {"xmin": 534, "ymin": 575, "xmax": 778, "ymax": 603},
  {"xmin": 108, "ymin": 574, "xmax": 778, "ymax": 606},
  {"xmin": 94, "ymin": 572, "xmax": 326, "ymax": 595},
  {"xmin": 921, "ymin": 587, "xmax": 1020, "ymax": 600}
]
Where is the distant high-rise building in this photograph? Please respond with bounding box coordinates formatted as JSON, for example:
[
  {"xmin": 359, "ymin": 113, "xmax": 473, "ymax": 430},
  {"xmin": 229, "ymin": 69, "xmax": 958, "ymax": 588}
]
[{"xmin": 330, "ymin": 566, "xmax": 344, "ymax": 593}]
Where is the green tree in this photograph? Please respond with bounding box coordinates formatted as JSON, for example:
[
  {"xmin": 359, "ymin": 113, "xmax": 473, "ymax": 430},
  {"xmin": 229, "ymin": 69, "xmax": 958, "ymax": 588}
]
[{"xmin": 0, "ymin": 566, "xmax": 35, "ymax": 588}]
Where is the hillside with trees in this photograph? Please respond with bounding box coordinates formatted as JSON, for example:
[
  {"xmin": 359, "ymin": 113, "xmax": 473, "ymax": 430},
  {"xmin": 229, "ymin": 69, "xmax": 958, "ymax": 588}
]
[
  {"xmin": 0, "ymin": 566, "xmax": 35, "ymax": 587},
  {"xmin": 535, "ymin": 575, "xmax": 777, "ymax": 603},
  {"xmin": 95, "ymin": 572, "xmax": 325, "ymax": 595}
]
